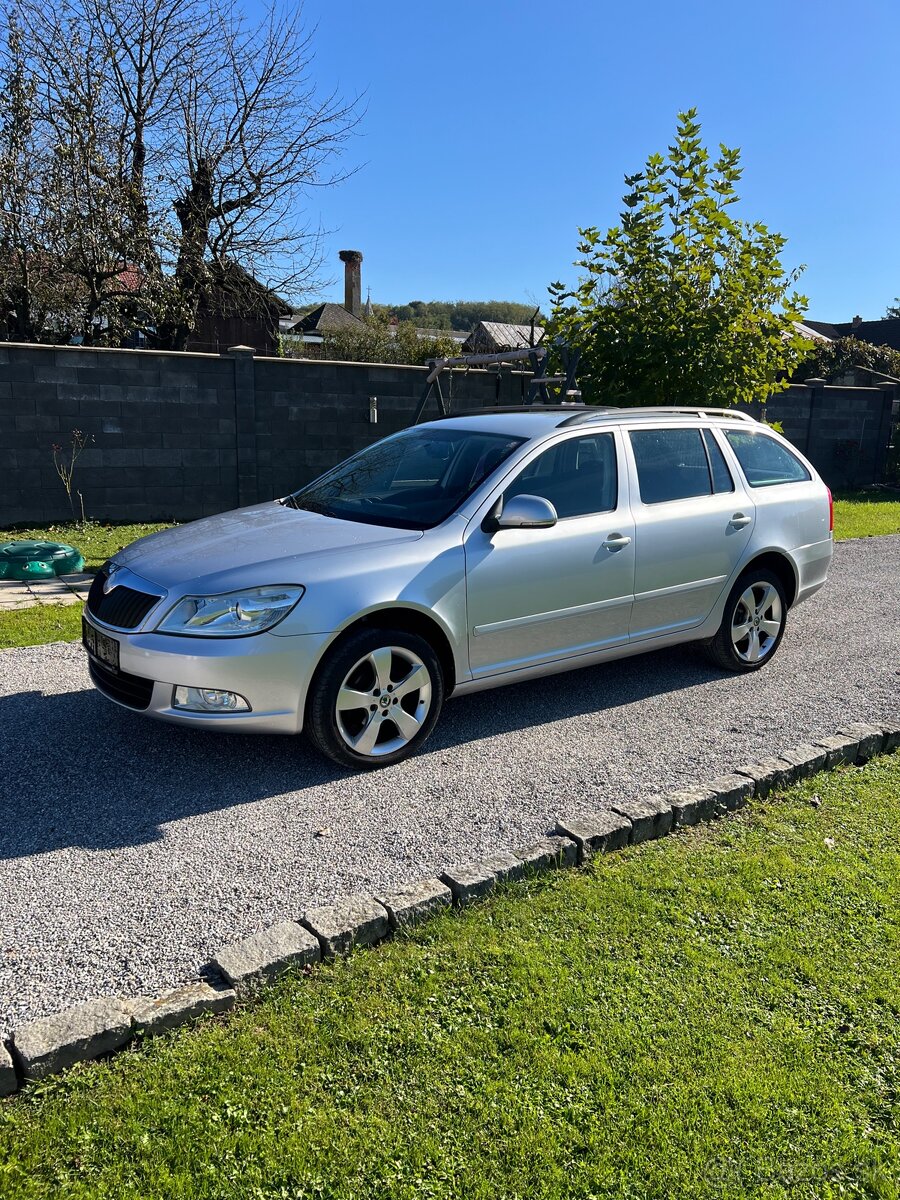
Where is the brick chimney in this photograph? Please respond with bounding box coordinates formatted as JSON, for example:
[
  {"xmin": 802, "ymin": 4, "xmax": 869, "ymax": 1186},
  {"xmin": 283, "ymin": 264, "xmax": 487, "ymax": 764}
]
[
  {"xmin": 852, "ymin": 314, "xmax": 862, "ymax": 328},
  {"xmin": 339, "ymin": 249, "xmax": 363, "ymax": 318}
]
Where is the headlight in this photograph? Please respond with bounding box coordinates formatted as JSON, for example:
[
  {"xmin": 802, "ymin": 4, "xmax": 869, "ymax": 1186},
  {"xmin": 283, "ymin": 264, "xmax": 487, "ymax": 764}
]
[{"xmin": 156, "ymin": 585, "xmax": 304, "ymax": 637}]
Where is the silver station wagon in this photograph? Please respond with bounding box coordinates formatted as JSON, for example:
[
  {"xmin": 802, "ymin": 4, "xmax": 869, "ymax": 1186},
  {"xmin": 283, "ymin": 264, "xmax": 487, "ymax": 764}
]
[{"xmin": 83, "ymin": 406, "xmax": 834, "ymax": 768}]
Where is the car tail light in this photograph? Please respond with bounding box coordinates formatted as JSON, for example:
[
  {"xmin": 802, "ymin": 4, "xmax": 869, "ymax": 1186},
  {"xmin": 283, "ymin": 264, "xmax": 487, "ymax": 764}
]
[{"xmin": 827, "ymin": 487, "xmax": 834, "ymax": 532}]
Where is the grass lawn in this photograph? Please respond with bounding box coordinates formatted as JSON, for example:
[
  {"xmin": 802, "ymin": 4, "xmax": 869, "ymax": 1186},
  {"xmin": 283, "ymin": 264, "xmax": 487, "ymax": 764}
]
[
  {"xmin": 1, "ymin": 522, "xmax": 172, "ymax": 573},
  {"xmin": 1, "ymin": 755, "xmax": 898, "ymax": 1199},
  {"xmin": 0, "ymin": 602, "xmax": 84, "ymax": 650},
  {"xmin": 0, "ymin": 523, "xmax": 171, "ymax": 650},
  {"xmin": 833, "ymin": 489, "xmax": 900, "ymax": 540}
]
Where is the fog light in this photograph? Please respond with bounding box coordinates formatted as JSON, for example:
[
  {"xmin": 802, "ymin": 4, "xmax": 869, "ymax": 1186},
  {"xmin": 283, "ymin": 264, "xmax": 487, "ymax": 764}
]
[{"xmin": 172, "ymin": 686, "xmax": 250, "ymax": 713}]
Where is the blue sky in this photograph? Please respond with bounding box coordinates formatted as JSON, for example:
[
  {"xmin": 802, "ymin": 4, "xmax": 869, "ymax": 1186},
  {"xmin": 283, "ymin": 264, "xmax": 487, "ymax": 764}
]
[{"xmin": 288, "ymin": 0, "xmax": 898, "ymax": 322}]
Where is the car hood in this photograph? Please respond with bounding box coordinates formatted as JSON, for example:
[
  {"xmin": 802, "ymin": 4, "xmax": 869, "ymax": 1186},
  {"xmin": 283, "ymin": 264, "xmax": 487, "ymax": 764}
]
[{"xmin": 113, "ymin": 502, "xmax": 424, "ymax": 593}]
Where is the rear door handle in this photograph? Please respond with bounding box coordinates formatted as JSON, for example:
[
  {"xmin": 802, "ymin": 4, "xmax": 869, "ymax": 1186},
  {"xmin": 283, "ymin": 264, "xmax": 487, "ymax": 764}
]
[
  {"xmin": 729, "ymin": 513, "xmax": 752, "ymax": 529},
  {"xmin": 602, "ymin": 533, "xmax": 632, "ymax": 551}
]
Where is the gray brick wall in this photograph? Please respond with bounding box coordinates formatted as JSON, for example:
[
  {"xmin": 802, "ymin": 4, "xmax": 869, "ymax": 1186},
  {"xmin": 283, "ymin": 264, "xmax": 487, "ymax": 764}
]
[
  {"xmin": 0, "ymin": 344, "xmax": 516, "ymax": 524},
  {"xmin": 0, "ymin": 344, "xmax": 894, "ymax": 526},
  {"xmin": 739, "ymin": 381, "xmax": 896, "ymax": 490}
]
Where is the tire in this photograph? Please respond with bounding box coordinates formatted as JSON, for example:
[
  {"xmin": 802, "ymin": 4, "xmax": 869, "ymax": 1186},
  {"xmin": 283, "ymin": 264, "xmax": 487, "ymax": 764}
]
[
  {"xmin": 704, "ymin": 567, "xmax": 788, "ymax": 673},
  {"xmin": 305, "ymin": 627, "xmax": 444, "ymax": 770}
]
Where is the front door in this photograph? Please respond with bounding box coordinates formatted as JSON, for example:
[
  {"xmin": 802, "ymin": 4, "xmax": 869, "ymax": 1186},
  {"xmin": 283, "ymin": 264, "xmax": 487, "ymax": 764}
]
[
  {"xmin": 464, "ymin": 430, "xmax": 635, "ymax": 677},
  {"xmin": 626, "ymin": 425, "xmax": 756, "ymax": 638}
]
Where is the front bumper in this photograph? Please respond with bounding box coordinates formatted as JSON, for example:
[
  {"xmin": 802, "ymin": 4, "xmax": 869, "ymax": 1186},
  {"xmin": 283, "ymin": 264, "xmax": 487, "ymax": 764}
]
[{"xmin": 82, "ymin": 613, "xmax": 332, "ymax": 734}]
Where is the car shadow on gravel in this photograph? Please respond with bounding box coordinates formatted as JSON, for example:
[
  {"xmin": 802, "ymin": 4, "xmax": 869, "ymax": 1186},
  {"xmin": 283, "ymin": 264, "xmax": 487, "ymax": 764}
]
[{"xmin": 0, "ymin": 643, "xmax": 722, "ymax": 859}]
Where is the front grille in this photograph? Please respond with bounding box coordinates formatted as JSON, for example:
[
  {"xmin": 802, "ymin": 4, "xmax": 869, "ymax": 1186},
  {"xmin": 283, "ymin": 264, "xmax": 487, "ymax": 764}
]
[
  {"xmin": 87, "ymin": 570, "xmax": 161, "ymax": 630},
  {"xmin": 88, "ymin": 658, "xmax": 154, "ymax": 711}
]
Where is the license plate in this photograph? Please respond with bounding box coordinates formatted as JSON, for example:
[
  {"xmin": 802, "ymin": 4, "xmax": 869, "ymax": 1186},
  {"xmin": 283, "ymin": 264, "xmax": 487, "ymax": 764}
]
[{"xmin": 82, "ymin": 617, "xmax": 120, "ymax": 672}]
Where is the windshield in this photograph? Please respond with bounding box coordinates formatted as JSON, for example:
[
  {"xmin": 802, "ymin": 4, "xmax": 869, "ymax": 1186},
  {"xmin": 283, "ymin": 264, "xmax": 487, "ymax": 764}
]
[{"xmin": 284, "ymin": 427, "xmax": 525, "ymax": 530}]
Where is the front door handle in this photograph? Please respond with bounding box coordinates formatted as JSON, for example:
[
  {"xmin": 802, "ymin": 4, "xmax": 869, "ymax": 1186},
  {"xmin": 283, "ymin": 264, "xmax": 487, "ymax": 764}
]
[
  {"xmin": 602, "ymin": 533, "xmax": 632, "ymax": 551},
  {"xmin": 729, "ymin": 513, "xmax": 752, "ymax": 529}
]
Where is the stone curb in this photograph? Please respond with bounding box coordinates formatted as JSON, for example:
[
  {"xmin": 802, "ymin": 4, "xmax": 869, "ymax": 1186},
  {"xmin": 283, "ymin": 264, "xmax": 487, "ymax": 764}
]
[
  {"xmin": 376, "ymin": 878, "xmax": 453, "ymax": 930},
  {"xmin": 212, "ymin": 920, "xmax": 321, "ymax": 994},
  {"xmin": 301, "ymin": 894, "xmax": 389, "ymax": 958},
  {"xmin": 3, "ymin": 719, "xmax": 897, "ymax": 1096}
]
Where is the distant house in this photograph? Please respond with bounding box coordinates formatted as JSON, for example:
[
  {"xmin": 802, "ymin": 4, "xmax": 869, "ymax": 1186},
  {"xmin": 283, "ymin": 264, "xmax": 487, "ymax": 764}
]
[
  {"xmin": 186, "ymin": 262, "xmax": 291, "ymax": 355},
  {"xmin": 462, "ymin": 320, "xmax": 545, "ymax": 354},
  {"xmin": 804, "ymin": 315, "xmax": 900, "ymax": 351}
]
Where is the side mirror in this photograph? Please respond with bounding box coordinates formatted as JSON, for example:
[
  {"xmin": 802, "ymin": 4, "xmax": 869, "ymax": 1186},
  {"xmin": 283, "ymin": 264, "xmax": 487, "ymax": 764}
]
[{"xmin": 482, "ymin": 494, "xmax": 558, "ymax": 533}]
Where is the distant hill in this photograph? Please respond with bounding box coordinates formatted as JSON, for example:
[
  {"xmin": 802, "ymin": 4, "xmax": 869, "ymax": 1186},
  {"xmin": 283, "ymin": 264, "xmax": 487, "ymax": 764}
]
[{"xmin": 371, "ymin": 300, "xmax": 545, "ymax": 333}]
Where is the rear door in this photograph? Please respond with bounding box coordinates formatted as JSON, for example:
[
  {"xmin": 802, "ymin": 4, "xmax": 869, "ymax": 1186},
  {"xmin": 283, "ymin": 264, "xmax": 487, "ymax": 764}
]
[
  {"xmin": 463, "ymin": 430, "xmax": 635, "ymax": 676},
  {"xmin": 626, "ymin": 424, "xmax": 755, "ymax": 639}
]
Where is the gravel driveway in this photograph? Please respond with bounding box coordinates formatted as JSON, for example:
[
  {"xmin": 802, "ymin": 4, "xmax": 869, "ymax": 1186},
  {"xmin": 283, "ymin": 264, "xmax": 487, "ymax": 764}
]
[{"xmin": 1, "ymin": 535, "xmax": 898, "ymax": 1034}]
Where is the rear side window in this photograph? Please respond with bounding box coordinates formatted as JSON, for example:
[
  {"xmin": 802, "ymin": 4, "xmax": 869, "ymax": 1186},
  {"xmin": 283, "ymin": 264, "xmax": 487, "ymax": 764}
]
[
  {"xmin": 703, "ymin": 429, "xmax": 734, "ymax": 494},
  {"xmin": 629, "ymin": 428, "xmax": 713, "ymax": 504},
  {"xmin": 725, "ymin": 431, "xmax": 810, "ymax": 488}
]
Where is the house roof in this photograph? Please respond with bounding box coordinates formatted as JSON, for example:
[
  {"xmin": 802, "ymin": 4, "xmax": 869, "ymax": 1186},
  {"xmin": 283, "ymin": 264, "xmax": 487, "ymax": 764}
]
[
  {"xmin": 462, "ymin": 321, "xmax": 545, "ymax": 353},
  {"xmin": 291, "ymin": 302, "xmax": 366, "ymax": 334},
  {"xmin": 805, "ymin": 317, "xmax": 900, "ymax": 350},
  {"xmin": 201, "ymin": 260, "xmax": 291, "ymax": 318},
  {"xmin": 793, "ymin": 321, "xmax": 832, "ymax": 343}
]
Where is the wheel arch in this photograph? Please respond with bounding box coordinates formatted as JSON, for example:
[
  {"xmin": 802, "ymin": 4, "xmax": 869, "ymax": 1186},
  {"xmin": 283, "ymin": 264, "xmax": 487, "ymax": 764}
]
[
  {"xmin": 740, "ymin": 550, "xmax": 798, "ymax": 608},
  {"xmin": 310, "ymin": 605, "xmax": 459, "ymax": 699}
]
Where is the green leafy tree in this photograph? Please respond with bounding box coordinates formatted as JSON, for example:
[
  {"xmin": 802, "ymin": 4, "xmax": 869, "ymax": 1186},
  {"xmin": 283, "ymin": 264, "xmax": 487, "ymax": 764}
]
[
  {"xmin": 799, "ymin": 335, "xmax": 900, "ymax": 382},
  {"xmin": 548, "ymin": 109, "xmax": 810, "ymax": 407}
]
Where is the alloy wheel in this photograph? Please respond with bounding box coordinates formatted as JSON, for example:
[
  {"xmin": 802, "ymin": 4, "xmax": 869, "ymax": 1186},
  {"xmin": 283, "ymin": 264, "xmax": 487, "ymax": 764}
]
[
  {"xmin": 334, "ymin": 645, "xmax": 433, "ymax": 758},
  {"xmin": 730, "ymin": 582, "xmax": 784, "ymax": 664}
]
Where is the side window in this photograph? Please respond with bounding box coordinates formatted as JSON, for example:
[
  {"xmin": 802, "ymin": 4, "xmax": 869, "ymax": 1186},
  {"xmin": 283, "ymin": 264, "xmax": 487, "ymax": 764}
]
[
  {"xmin": 703, "ymin": 429, "xmax": 734, "ymax": 494},
  {"xmin": 629, "ymin": 428, "xmax": 712, "ymax": 504},
  {"xmin": 504, "ymin": 433, "xmax": 617, "ymax": 519},
  {"xmin": 725, "ymin": 431, "xmax": 811, "ymax": 488}
]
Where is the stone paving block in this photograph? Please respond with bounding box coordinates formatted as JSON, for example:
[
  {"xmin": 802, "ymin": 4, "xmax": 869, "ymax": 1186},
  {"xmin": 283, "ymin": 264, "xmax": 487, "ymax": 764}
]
[
  {"xmin": 555, "ymin": 811, "xmax": 632, "ymax": 861},
  {"xmin": 774, "ymin": 743, "xmax": 828, "ymax": 783},
  {"xmin": 11, "ymin": 998, "xmax": 133, "ymax": 1080},
  {"xmin": 440, "ymin": 850, "xmax": 527, "ymax": 906},
  {"xmin": 302, "ymin": 894, "xmax": 389, "ymax": 957},
  {"xmin": 733, "ymin": 757, "xmax": 796, "ymax": 800},
  {"xmin": 376, "ymin": 878, "xmax": 452, "ymax": 930},
  {"xmin": 129, "ymin": 981, "xmax": 236, "ymax": 1037},
  {"xmin": 0, "ymin": 1042, "xmax": 17, "ymax": 1096},
  {"xmin": 213, "ymin": 921, "xmax": 321, "ymax": 993},
  {"xmin": 439, "ymin": 861, "xmax": 496, "ymax": 905},
  {"xmin": 610, "ymin": 795, "xmax": 674, "ymax": 843},
  {"xmin": 477, "ymin": 850, "xmax": 528, "ymax": 884},
  {"xmin": 667, "ymin": 785, "xmax": 719, "ymax": 827},
  {"xmin": 705, "ymin": 773, "xmax": 754, "ymax": 815},
  {"xmin": 814, "ymin": 733, "xmax": 860, "ymax": 771},
  {"xmin": 514, "ymin": 834, "xmax": 579, "ymax": 871},
  {"xmin": 839, "ymin": 723, "xmax": 885, "ymax": 763},
  {"xmin": 881, "ymin": 722, "xmax": 900, "ymax": 754}
]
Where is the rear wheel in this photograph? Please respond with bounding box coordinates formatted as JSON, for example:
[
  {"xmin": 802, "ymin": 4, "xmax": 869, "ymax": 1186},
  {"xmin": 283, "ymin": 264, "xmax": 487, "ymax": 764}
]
[
  {"xmin": 705, "ymin": 568, "xmax": 788, "ymax": 672},
  {"xmin": 306, "ymin": 627, "xmax": 444, "ymax": 769}
]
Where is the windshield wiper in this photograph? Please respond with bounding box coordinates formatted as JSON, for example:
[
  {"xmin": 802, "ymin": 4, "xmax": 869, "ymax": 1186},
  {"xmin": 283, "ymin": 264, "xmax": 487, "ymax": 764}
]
[{"xmin": 284, "ymin": 496, "xmax": 341, "ymax": 519}]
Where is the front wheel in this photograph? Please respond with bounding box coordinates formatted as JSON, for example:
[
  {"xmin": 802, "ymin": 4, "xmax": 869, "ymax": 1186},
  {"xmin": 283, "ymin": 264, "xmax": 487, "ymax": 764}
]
[
  {"xmin": 305, "ymin": 628, "xmax": 444, "ymax": 769},
  {"xmin": 705, "ymin": 568, "xmax": 788, "ymax": 673}
]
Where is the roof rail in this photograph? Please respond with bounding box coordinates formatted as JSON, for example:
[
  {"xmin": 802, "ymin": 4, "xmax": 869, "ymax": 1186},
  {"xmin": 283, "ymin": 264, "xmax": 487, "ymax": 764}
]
[
  {"xmin": 431, "ymin": 404, "xmax": 592, "ymax": 420},
  {"xmin": 559, "ymin": 405, "xmax": 756, "ymax": 427}
]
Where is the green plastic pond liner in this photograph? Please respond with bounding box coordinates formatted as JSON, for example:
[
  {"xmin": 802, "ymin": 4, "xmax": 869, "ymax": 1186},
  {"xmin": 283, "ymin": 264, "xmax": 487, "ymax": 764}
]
[{"xmin": 0, "ymin": 540, "xmax": 85, "ymax": 581}]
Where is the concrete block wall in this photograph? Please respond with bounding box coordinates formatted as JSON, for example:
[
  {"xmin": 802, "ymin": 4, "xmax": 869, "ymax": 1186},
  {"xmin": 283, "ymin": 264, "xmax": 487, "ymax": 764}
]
[
  {"xmin": 0, "ymin": 343, "xmax": 894, "ymax": 527},
  {"xmin": 0, "ymin": 344, "xmax": 525, "ymax": 525},
  {"xmin": 740, "ymin": 381, "xmax": 895, "ymax": 490}
]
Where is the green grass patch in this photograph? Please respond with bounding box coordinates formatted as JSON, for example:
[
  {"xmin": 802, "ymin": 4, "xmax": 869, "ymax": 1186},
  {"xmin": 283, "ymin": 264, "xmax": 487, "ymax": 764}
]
[
  {"xmin": 0, "ymin": 522, "xmax": 173, "ymax": 573},
  {"xmin": 0, "ymin": 603, "xmax": 84, "ymax": 650},
  {"xmin": 2, "ymin": 756, "xmax": 899, "ymax": 1198},
  {"xmin": 833, "ymin": 490, "xmax": 900, "ymax": 540}
]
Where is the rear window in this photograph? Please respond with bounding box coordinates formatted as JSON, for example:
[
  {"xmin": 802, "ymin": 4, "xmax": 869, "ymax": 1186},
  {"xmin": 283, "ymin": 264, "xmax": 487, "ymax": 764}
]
[{"xmin": 724, "ymin": 431, "xmax": 810, "ymax": 488}]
